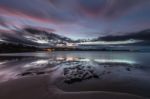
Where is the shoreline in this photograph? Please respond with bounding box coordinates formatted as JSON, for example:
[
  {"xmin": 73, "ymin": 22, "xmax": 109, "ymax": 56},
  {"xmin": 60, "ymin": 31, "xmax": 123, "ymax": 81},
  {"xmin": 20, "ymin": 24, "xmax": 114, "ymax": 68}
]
[{"xmin": 0, "ymin": 75, "xmax": 148, "ymax": 99}]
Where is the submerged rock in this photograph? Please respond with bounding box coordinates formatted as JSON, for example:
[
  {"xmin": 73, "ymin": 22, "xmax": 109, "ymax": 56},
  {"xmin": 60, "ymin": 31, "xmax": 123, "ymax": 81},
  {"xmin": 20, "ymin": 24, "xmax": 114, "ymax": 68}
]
[
  {"xmin": 18, "ymin": 70, "xmax": 47, "ymax": 77},
  {"xmin": 126, "ymin": 67, "xmax": 131, "ymax": 71},
  {"xmin": 20, "ymin": 72, "xmax": 34, "ymax": 76}
]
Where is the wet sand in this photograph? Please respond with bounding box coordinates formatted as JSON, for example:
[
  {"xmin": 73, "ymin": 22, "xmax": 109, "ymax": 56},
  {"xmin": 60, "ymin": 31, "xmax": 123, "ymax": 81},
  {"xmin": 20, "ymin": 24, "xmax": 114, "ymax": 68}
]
[
  {"xmin": 0, "ymin": 75, "xmax": 148, "ymax": 99},
  {"xmin": 0, "ymin": 52, "xmax": 150, "ymax": 99}
]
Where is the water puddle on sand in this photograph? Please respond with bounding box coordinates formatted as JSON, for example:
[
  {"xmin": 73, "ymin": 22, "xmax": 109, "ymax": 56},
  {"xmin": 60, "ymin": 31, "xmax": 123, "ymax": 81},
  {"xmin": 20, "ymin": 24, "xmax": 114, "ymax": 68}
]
[{"xmin": 0, "ymin": 51, "xmax": 150, "ymax": 97}]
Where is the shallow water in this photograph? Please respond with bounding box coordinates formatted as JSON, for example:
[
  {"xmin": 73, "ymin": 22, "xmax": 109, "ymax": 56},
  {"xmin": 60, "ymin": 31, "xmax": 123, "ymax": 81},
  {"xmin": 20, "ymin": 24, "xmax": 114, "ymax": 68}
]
[{"xmin": 0, "ymin": 51, "xmax": 150, "ymax": 97}]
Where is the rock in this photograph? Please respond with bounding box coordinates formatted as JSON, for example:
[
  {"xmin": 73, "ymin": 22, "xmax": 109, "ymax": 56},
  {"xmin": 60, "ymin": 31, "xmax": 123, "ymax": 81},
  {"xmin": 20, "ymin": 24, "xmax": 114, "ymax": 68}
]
[
  {"xmin": 36, "ymin": 71, "xmax": 45, "ymax": 75},
  {"xmin": 20, "ymin": 72, "xmax": 34, "ymax": 76},
  {"xmin": 63, "ymin": 64, "xmax": 99, "ymax": 84},
  {"xmin": 126, "ymin": 67, "xmax": 131, "ymax": 71}
]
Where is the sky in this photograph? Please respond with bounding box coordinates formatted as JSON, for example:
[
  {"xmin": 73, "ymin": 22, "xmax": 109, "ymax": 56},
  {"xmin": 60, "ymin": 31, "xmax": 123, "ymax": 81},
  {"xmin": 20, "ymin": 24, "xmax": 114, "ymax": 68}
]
[{"xmin": 0, "ymin": 0, "xmax": 150, "ymax": 40}]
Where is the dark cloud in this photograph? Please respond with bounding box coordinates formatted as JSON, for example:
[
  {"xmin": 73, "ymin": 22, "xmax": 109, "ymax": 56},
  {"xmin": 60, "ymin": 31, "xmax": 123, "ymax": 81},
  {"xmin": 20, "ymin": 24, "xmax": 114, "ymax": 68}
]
[
  {"xmin": 97, "ymin": 29, "xmax": 150, "ymax": 41},
  {"xmin": 22, "ymin": 26, "xmax": 56, "ymax": 33}
]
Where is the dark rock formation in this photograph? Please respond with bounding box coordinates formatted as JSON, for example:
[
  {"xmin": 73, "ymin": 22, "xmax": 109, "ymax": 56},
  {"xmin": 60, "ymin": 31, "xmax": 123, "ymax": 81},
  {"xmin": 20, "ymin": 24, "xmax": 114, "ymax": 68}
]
[{"xmin": 63, "ymin": 65, "xmax": 99, "ymax": 84}]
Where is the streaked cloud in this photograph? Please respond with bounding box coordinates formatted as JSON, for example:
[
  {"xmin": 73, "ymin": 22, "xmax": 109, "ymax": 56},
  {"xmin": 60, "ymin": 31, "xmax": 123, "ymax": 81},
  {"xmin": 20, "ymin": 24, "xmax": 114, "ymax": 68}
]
[{"xmin": 0, "ymin": 0, "xmax": 150, "ymax": 39}]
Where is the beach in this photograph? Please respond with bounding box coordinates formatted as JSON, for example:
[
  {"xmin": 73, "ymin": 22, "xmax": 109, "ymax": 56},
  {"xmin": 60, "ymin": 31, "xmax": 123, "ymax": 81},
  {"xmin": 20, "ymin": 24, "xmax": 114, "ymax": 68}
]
[
  {"xmin": 0, "ymin": 51, "xmax": 150, "ymax": 99},
  {"xmin": 0, "ymin": 75, "xmax": 148, "ymax": 99}
]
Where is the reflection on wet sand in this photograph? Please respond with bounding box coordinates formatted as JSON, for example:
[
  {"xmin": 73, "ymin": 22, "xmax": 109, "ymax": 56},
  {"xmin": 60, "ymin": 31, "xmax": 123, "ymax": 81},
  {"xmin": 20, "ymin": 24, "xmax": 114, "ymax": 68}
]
[
  {"xmin": 0, "ymin": 55, "xmax": 139, "ymax": 82},
  {"xmin": 0, "ymin": 51, "xmax": 150, "ymax": 97}
]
